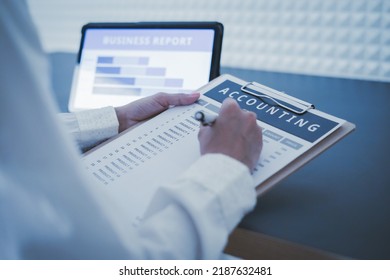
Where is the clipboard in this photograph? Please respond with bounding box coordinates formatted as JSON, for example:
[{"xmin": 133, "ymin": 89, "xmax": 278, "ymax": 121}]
[
  {"xmin": 241, "ymin": 81, "xmax": 315, "ymax": 115},
  {"xmin": 255, "ymin": 121, "xmax": 355, "ymax": 195},
  {"xmin": 82, "ymin": 74, "xmax": 355, "ymax": 226},
  {"xmin": 192, "ymin": 74, "xmax": 355, "ymax": 195}
]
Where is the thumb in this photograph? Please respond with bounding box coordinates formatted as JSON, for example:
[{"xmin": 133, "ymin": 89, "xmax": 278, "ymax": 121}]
[{"xmin": 153, "ymin": 92, "xmax": 200, "ymax": 108}]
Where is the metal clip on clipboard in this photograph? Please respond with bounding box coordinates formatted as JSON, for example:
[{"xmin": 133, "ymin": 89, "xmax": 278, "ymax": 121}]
[{"xmin": 241, "ymin": 82, "xmax": 315, "ymax": 115}]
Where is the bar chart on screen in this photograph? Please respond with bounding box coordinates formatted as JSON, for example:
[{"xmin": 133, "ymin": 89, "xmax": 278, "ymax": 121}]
[
  {"xmin": 93, "ymin": 55, "xmax": 185, "ymax": 97},
  {"xmin": 71, "ymin": 28, "xmax": 215, "ymax": 110}
]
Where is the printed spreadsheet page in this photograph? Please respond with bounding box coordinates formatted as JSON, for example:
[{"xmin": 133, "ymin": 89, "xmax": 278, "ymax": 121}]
[{"xmin": 82, "ymin": 74, "xmax": 346, "ymax": 227}]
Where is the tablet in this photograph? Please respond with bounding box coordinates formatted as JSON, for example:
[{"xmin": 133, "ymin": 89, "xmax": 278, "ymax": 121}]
[{"xmin": 68, "ymin": 22, "xmax": 223, "ymax": 111}]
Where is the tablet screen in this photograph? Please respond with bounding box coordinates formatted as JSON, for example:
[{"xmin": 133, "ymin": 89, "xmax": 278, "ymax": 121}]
[{"xmin": 69, "ymin": 23, "xmax": 222, "ymax": 111}]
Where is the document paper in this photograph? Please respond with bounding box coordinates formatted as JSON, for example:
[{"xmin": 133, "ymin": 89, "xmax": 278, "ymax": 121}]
[{"xmin": 82, "ymin": 75, "xmax": 346, "ymax": 227}]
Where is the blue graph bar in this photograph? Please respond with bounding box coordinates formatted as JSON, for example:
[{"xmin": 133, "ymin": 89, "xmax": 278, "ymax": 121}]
[
  {"xmin": 96, "ymin": 66, "xmax": 166, "ymax": 76},
  {"xmin": 94, "ymin": 77, "xmax": 135, "ymax": 85},
  {"xmin": 113, "ymin": 57, "xmax": 150, "ymax": 65},
  {"xmin": 138, "ymin": 57, "xmax": 149, "ymax": 65},
  {"xmin": 93, "ymin": 86, "xmax": 141, "ymax": 96},
  {"xmin": 97, "ymin": 56, "xmax": 113, "ymax": 64},
  {"xmin": 146, "ymin": 67, "xmax": 166, "ymax": 76},
  {"xmin": 164, "ymin": 78, "xmax": 183, "ymax": 87},
  {"xmin": 97, "ymin": 56, "xmax": 150, "ymax": 65},
  {"xmin": 135, "ymin": 78, "xmax": 165, "ymax": 86},
  {"xmin": 96, "ymin": 67, "xmax": 121, "ymax": 74}
]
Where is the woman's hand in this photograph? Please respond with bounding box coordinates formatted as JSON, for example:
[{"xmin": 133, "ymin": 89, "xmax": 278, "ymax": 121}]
[{"xmin": 115, "ymin": 92, "xmax": 200, "ymax": 132}]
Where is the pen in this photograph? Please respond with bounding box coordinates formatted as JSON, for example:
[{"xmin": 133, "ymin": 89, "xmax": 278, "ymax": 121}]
[{"xmin": 194, "ymin": 110, "xmax": 218, "ymax": 126}]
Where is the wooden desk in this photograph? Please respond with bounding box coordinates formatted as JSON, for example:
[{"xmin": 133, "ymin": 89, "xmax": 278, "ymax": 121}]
[{"xmin": 226, "ymin": 228, "xmax": 345, "ymax": 260}]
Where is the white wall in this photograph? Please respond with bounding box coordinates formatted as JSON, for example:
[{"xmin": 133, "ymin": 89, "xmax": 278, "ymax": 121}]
[{"xmin": 28, "ymin": 0, "xmax": 390, "ymax": 82}]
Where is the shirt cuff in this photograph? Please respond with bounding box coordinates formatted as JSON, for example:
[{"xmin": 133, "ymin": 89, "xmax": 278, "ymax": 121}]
[
  {"xmin": 170, "ymin": 154, "xmax": 257, "ymax": 231},
  {"xmin": 141, "ymin": 153, "xmax": 257, "ymax": 258},
  {"xmin": 175, "ymin": 153, "xmax": 256, "ymax": 232},
  {"xmin": 74, "ymin": 106, "xmax": 119, "ymax": 150}
]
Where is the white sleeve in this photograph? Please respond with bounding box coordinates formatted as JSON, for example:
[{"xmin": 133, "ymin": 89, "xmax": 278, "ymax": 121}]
[
  {"xmin": 0, "ymin": 0, "xmax": 258, "ymax": 260},
  {"xmin": 58, "ymin": 107, "xmax": 119, "ymax": 150},
  {"xmin": 135, "ymin": 153, "xmax": 256, "ymax": 259}
]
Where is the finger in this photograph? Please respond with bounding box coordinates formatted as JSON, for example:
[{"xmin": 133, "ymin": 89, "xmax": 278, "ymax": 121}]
[
  {"xmin": 197, "ymin": 123, "xmax": 207, "ymax": 139},
  {"xmin": 245, "ymin": 110, "xmax": 258, "ymax": 123},
  {"xmin": 153, "ymin": 92, "xmax": 200, "ymax": 108},
  {"xmin": 219, "ymin": 98, "xmax": 241, "ymax": 117},
  {"xmin": 197, "ymin": 123, "xmax": 213, "ymax": 146}
]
